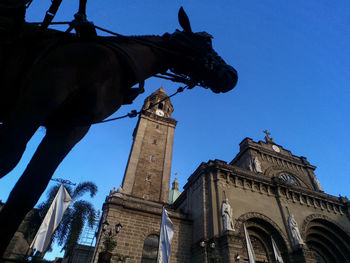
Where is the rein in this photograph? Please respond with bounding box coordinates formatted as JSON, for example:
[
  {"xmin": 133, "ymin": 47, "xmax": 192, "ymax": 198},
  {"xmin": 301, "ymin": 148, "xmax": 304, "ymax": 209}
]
[{"xmin": 92, "ymin": 83, "xmax": 196, "ymax": 125}]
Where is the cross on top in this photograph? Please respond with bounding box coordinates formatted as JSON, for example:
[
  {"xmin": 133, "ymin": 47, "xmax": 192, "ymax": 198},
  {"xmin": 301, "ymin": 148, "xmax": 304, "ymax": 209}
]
[{"xmin": 263, "ymin": 130, "xmax": 274, "ymax": 143}]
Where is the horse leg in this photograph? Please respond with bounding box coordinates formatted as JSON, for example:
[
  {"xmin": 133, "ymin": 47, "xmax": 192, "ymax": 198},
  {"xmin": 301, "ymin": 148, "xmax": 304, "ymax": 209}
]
[
  {"xmin": 0, "ymin": 95, "xmax": 49, "ymax": 178},
  {"xmin": 0, "ymin": 62, "xmax": 79, "ymax": 178},
  {"xmin": 0, "ymin": 120, "xmax": 41, "ymax": 178},
  {"xmin": 0, "ymin": 125, "xmax": 90, "ymax": 256},
  {"xmin": 0, "ymin": 89, "xmax": 49, "ymax": 178}
]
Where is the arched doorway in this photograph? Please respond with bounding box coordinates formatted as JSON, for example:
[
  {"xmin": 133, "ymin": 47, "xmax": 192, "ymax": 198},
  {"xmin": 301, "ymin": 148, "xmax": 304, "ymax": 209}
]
[
  {"xmin": 240, "ymin": 217, "xmax": 288, "ymax": 263},
  {"xmin": 305, "ymin": 218, "xmax": 350, "ymax": 263}
]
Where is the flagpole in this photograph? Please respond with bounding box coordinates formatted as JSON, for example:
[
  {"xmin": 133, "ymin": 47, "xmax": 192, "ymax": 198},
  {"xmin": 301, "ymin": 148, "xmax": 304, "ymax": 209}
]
[{"xmin": 156, "ymin": 206, "xmax": 164, "ymax": 261}]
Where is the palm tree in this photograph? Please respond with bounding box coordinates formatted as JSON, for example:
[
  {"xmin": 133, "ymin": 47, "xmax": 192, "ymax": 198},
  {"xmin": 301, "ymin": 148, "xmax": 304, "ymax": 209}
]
[{"xmin": 35, "ymin": 181, "xmax": 98, "ymax": 258}]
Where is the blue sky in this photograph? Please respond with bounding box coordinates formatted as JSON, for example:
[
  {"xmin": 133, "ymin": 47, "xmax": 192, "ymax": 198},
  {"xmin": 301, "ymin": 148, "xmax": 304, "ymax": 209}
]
[{"xmin": 1, "ymin": 0, "xmax": 349, "ymax": 259}]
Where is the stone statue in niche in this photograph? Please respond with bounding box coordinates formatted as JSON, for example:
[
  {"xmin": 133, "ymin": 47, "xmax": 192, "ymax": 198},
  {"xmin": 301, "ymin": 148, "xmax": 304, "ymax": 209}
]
[
  {"xmin": 222, "ymin": 198, "xmax": 235, "ymax": 231},
  {"xmin": 252, "ymin": 156, "xmax": 262, "ymax": 173},
  {"xmin": 311, "ymin": 176, "xmax": 323, "ymax": 192},
  {"xmin": 288, "ymin": 214, "xmax": 305, "ymax": 247},
  {"xmin": 245, "ymin": 156, "xmax": 263, "ymax": 173},
  {"xmin": 109, "ymin": 187, "xmax": 116, "ymax": 195}
]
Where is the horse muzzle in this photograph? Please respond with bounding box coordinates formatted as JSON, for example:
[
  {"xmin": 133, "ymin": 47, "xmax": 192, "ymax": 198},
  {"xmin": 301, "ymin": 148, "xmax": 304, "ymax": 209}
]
[{"xmin": 205, "ymin": 64, "xmax": 238, "ymax": 94}]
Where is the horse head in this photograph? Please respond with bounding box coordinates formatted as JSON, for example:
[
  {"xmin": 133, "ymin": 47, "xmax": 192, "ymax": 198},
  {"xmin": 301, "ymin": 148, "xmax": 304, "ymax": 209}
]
[{"xmin": 164, "ymin": 7, "xmax": 238, "ymax": 94}]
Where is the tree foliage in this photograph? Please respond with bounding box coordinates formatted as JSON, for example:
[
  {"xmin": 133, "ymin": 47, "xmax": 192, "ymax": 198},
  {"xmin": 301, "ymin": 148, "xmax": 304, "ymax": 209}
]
[{"xmin": 102, "ymin": 234, "xmax": 117, "ymax": 252}]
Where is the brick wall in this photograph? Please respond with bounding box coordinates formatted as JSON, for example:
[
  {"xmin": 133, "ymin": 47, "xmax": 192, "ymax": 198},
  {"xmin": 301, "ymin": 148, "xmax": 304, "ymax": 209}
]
[{"xmin": 94, "ymin": 195, "xmax": 192, "ymax": 263}]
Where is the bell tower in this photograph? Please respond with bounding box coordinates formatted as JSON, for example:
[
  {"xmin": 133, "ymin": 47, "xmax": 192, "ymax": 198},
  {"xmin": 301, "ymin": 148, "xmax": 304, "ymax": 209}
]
[{"xmin": 119, "ymin": 87, "xmax": 177, "ymax": 203}]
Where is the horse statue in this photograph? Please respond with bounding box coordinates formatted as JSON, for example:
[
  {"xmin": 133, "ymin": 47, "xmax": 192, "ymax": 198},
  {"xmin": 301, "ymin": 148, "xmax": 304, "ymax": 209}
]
[{"xmin": 0, "ymin": 5, "xmax": 238, "ymax": 255}]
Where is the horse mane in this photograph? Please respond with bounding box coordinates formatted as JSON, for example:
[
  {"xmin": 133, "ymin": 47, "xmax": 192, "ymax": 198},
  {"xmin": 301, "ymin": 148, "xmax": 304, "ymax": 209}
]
[{"xmin": 99, "ymin": 34, "xmax": 164, "ymax": 45}]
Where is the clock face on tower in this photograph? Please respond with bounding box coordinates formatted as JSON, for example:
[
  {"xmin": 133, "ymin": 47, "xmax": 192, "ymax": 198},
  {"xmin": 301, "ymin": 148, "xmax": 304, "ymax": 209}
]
[
  {"xmin": 155, "ymin": 109, "xmax": 164, "ymax": 117},
  {"xmin": 272, "ymin": 145, "xmax": 280, "ymax": 152}
]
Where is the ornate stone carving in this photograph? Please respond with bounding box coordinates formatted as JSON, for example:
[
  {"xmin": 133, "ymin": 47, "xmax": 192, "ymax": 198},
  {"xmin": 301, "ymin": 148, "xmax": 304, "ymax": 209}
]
[{"xmin": 252, "ymin": 157, "xmax": 263, "ymax": 173}]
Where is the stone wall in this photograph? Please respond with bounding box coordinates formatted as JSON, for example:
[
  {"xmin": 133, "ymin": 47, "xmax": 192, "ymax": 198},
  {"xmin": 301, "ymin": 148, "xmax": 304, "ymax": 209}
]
[
  {"xmin": 174, "ymin": 158, "xmax": 350, "ymax": 262},
  {"xmin": 93, "ymin": 194, "xmax": 192, "ymax": 263}
]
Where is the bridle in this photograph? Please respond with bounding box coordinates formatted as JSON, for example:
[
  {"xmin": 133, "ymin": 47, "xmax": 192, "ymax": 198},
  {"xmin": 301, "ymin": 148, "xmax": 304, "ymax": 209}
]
[
  {"xmin": 119, "ymin": 31, "xmax": 217, "ymax": 90},
  {"xmin": 106, "ymin": 34, "xmax": 210, "ymax": 87}
]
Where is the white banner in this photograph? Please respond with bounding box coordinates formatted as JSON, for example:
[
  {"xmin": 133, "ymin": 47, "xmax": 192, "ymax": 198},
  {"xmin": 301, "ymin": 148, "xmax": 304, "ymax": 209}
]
[
  {"xmin": 243, "ymin": 223, "xmax": 256, "ymax": 263},
  {"xmin": 271, "ymin": 237, "xmax": 284, "ymax": 263},
  {"xmin": 30, "ymin": 184, "xmax": 72, "ymax": 252},
  {"xmin": 157, "ymin": 207, "xmax": 174, "ymax": 263}
]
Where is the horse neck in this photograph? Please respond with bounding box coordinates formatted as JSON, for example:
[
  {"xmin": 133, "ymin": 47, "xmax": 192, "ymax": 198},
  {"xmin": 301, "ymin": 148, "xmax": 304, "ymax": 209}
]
[{"xmin": 116, "ymin": 35, "xmax": 173, "ymax": 79}]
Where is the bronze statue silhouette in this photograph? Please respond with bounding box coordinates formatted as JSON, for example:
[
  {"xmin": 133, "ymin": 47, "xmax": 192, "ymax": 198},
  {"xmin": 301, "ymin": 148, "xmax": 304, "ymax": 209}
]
[{"xmin": 0, "ymin": 5, "xmax": 238, "ymax": 255}]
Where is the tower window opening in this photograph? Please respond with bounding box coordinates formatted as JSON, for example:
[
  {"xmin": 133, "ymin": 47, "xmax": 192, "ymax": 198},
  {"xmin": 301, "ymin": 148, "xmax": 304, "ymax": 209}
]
[
  {"xmin": 158, "ymin": 103, "xmax": 163, "ymax": 110},
  {"xmin": 153, "ymin": 139, "xmax": 157, "ymax": 145},
  {"xmin": 150, "ymin": 155, "xmax": 155, "ymax": 161},
  {"xmin": 155, "ymin": 124, "xmax": 159, "ymax": 129},
  {"xmin": 146, "ymin": 174, "xmax": 152, "ymax": 182}
]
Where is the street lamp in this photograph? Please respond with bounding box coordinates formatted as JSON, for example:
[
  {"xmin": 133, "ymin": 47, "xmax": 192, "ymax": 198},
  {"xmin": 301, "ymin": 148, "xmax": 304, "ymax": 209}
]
[
  {"xmin": 102, "ymin": 220, "xmax": 109, "ymax": 231},
  {"xmin": 199, "ymin": 240, "xmax": 217, "ymax": 262},
  {"xmin": 115, "ymin": 223, "xmax": 123, "ymax": 234}
]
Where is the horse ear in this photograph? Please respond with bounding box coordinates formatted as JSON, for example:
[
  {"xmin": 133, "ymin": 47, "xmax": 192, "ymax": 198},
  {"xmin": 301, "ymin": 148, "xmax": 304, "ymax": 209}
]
[{"xmin": 178, "ymin": 7, "xmax": 192, "ymax": 33}]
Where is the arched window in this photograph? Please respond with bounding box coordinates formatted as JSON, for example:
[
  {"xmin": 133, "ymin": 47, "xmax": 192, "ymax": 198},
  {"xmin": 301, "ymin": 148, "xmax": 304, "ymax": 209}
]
[
  {"xmin": 158, "ymin": 103, "xmax": 163, "ymax": 110},
  {"xmin": 141, "ymin": 234, "xmax": 159, "ymax": 263},
  {"xmin": 279, "ymin": 173, "xmax": 299, "ymax": 186}
]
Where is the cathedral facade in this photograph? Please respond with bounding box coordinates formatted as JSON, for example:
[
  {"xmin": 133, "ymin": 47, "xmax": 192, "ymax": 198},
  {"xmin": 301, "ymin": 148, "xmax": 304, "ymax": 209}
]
[{"xmin": 93, "ymin": 88, "xmax": 350, "ymax": 263}]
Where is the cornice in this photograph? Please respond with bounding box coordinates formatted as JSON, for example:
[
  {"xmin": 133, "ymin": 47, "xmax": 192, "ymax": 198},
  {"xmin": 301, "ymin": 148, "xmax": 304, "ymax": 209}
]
[
  {"xmin": 179, "ymin": 159, "xmax": 346, "ymax": 217},
  {"xmin": 237, "ymin": 146, "xmax": 316, "ymax": 171},
  {"xmin": 231, "ymin": 138, "xmax": 316, "ymax": 170},
  {"xmin": 104, "ymin": 193, "xmax": 191, "ymax": 221},
  {"xmin": 141, "ymin": 110, "xmax": 177, "ymax": 126},
  {"xmin": 182, "ymin": 162, "xmax": 208, "ymax": 190}
]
